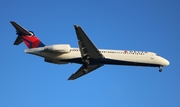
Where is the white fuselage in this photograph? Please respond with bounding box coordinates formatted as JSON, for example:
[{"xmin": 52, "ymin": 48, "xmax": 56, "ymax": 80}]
[
  {"xmin": 25, "ymin": 46, "xmax": 169, "ymax": 67},
  {"xmin": 10, "ymin": 21, "xmax": 170, "ymax": 80}
]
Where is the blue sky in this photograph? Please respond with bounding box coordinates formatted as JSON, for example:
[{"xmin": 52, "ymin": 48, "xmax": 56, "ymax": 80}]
[{"xmin": 0, "ymin": 0, "xmax": 180, "ymax": 107}]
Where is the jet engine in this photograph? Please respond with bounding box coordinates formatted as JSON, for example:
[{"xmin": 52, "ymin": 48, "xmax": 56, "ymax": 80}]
[
  {"xmin": 44, "ymin": 58, "xmax": 68, "ymax": 64},
  {"xmin": 44, "ymin": 44, "xmax": 71, "ymax": 53}
]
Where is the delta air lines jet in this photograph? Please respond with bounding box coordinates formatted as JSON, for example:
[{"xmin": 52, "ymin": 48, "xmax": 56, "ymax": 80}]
[{"xmin": 10, "ymin": 21, "xmax": 170, "ymax": 80}]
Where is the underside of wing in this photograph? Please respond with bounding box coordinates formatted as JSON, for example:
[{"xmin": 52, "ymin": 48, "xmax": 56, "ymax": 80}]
[{"xmin": 68, "ymin": 64, "xmax": 103, "ymax": 80}]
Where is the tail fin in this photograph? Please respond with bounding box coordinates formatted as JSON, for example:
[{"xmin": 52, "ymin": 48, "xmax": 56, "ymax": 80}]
[{"xmin": 10, "ymin": 21, "xmax": 45, "ymax": 48}]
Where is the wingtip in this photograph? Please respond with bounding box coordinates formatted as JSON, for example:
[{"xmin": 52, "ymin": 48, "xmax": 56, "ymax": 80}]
[
  {"xmin": 67, "ymin": 77, "xmax": 74, "ymax": 80},
  {"xmin": 67, "ymin": 74, "xmax": 75, "ymax": 80},
  {"xmin": 74, "ymin": 25, "xmax": 80, "ymax": 27},
  {"xmin": 67, "ymin": 78, "xmax": 74, "ymax": 80},
  {"xmin": 10, "ymin": 21, "xmax": 15, "ymax": 23},
  {"xmin": 10, "ymin": 21, "xmax": 17, "ymax": 26}
]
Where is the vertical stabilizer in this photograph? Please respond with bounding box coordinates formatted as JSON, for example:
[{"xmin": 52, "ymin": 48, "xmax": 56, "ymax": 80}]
[{"xmin": 10, "ymin": 21, "xmax": 45, "ymax": 48}]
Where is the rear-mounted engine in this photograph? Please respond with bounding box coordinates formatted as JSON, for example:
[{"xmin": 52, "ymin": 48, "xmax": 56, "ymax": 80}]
[{"xmin": 44, "ymin": 44, "xmax": 71, "ymax": 53}]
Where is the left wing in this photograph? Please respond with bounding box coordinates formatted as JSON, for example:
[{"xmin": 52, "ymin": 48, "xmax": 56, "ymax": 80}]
[
  {"xmin": 68, "ymin": 25, "xmax": 104, "ymax": 80},
  {"xmin": 68, "ymin": 64, "xmax": 103, "ymax": 80},
  {"xmin": 74, "ymin": 25, "xmax": 104, "ymax": 59}
]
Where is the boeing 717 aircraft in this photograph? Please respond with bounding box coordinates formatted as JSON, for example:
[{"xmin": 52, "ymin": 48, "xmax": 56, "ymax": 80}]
[{"xmin": 10, "ymin": 21, "xmax": 170, "ymax": 80}]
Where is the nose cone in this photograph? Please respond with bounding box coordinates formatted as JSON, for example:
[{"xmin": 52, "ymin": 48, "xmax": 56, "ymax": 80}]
[{"xmin": 162, "ymin": 58, "xmax": 170, "ymax": 66}]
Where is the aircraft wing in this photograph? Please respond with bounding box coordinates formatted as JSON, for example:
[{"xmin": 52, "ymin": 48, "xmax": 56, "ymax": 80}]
[
  {"xmin": 68, "ymin": 64, "xmax": 103, "ymax": 80},
  {"xmin": 74, "ymin": 25, "xmax": 104, "ymax": 59},
  {"xmin": 68, "ymin": 25, "xmax": 105, "ymax": 80}
]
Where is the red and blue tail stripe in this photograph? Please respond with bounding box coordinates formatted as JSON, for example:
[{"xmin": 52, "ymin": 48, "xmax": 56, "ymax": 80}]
[
  {"xmin": 21, "ymin": 35, "xmax": 45, "ymax": 48},
  {"xmin": 10, "ymin": 21, "xmax": 45, "ymax": 49}
]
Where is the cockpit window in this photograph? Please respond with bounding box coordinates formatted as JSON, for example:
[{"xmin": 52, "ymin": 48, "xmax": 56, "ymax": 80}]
[{"xmin": 156, "ymin": 54, "xmax": 159, "ymax": 56}]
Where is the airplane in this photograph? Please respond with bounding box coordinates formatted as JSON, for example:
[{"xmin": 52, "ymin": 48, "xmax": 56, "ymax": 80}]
[{"xmin": 10, "ymin": 21, "xmax": 170, "ymax": 80}]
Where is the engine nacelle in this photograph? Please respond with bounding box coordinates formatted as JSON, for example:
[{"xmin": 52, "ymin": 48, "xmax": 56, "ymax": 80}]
[
  {"xmin": 44, "ymin": 44, "xmax": 71, "ymax": 53},
  {"xmin": 44, "ymin": 58, "xmax": 68, "ymax": 64}
]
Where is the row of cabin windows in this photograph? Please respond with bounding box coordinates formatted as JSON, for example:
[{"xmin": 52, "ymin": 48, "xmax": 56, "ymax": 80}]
[
  {"xmin": 71, "ymin": 49, "xmax": 79, "ymax": 51},
  {"xmin": 70, "ymin": 49, "xmax": 146, "ymax": 55},
  {"xmin": 100, "ymin": 51, "xmax": 145, "ymax": 55}
]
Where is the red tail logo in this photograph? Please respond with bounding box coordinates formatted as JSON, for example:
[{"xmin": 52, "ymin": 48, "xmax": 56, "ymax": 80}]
[
  {"xmin": 10, "ymin": 21, "xmax": 45, "ymax": 48},
  {"xmin": 21, "ymin": 35, "xmax": 45, "ymax": 48}
]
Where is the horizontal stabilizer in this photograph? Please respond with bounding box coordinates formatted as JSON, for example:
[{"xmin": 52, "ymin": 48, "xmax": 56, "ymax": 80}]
[
  {"xmin": 10, "ymin": 21, "xmax": 32, "ymax": 35},
  {"xmin": 10, "ymin": 21, "xmax": 45, "ymax": 48},
  {"xmin": 14, "ymin": 35, "xmax": 23, "ymax": 45},
  {"xmin": 10, "ymin": 21, "xmax": 33, "ymax": 46}
]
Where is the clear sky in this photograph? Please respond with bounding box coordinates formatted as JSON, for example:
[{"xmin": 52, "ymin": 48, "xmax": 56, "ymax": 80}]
[{"xmin": 0, "ymin": 0, "xmax": 180, "ymax": 107}]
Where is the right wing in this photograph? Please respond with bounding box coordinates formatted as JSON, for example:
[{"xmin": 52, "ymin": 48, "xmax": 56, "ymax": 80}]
[{"xmin": 68, "ymin": 64, "xmax": 103, "ymax": 80}]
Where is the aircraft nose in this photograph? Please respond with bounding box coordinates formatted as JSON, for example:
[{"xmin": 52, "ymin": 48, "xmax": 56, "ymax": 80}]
[{"xmin": 162, "ymin": 58, "xmax": 170, "ymax": 66}]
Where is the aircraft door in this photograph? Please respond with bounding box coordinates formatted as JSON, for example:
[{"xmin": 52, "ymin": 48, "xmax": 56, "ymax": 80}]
[{"xmin": 151, "ymin": 54, "xmax": 154, "ymax": 60}]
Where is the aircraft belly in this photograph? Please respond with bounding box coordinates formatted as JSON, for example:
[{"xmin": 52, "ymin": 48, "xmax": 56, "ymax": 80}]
[{"xmin": 102, "ymin": 54, "xmax": 159, "ymax": 67}]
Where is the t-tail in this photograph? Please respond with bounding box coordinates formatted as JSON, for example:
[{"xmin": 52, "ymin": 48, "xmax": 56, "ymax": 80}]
[{"xmin": 10, "ymin": 21, "xmax": 45, "ymax": 48}]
